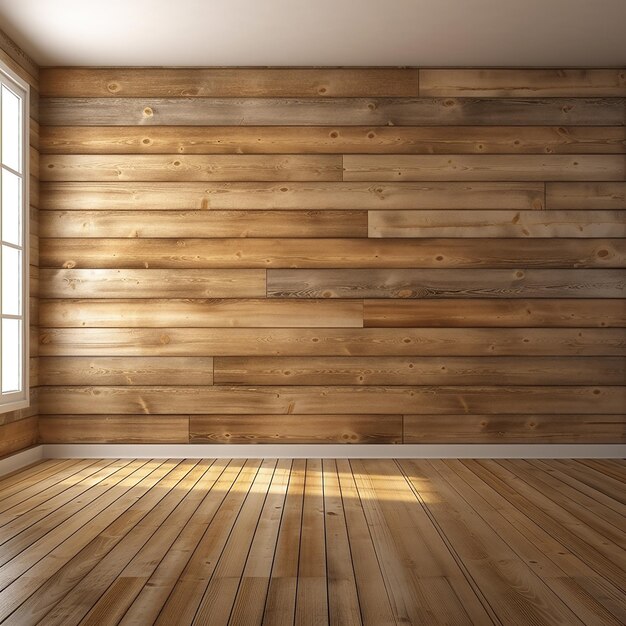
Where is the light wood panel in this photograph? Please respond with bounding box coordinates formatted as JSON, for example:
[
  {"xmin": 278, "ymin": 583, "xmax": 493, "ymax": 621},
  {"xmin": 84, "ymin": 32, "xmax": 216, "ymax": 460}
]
[
  {"xmin": 419, "ymin": 69, "xmax": 626, "ymax": 97},
  {"xmin": 39, "ymin": 299, "xmax": 363, "ymax": 328},
  {"xmin": 40, "ymin": 97, "xmax": 626, "ymax": 126},
  {"xmin": 41, "ymin": 154, "xmax": 343, "ymax": 182},
  {"xmin": 369, "ymin": 210, "xmax": 626, "ymax": 238},
  {"xmin": 2, "ymin": 459, "xmax": 623, "ymax": 623},
  {"xmin": 344, "ymin": 154, "xmax": 626, "ymax": 181},
  {"xmin": 363, "ymin": 299, "xmax": 626, "ymax": 327},
  {"xmin": 189, "ymin": 415, "xmax": 402, "ymax": 444},
  {"xmin": 40, "ymin": 68, "xmax": 420, "ymax": 97},
  {"xmin": 39, "ymin": 385, "xmax": 625, "ymax": 415},
  {"xmin": 213, "ymin": 356, "xmax": 625, "ymax": 386},
  {"xmin": 267, "ymin": 269, "xmax": 625, "ymax": 298},
  {"xmin": 37, "ymin": 68, "xmax": 626, "ymax": 445},
  {"xmin": 40, "ymin": 238, "xmax": 626, "ymax": 269},
  {"xmin": 40, "ymin": 180, "xmax": 545, "ymax": 210},
  {"xmin": 38, "ymin": 328, "xmax": 626, "ymax": 357},
  {"xmin": 40, "ymin": 210, "xmax": 367, "ymax": 238},
  {"xmin": 40, "ymin": 125, "xmax": 626, "ymax": 154},
  {"xmin": 0, "ymin": 417, "xmax": 38, "ymax": 457}
]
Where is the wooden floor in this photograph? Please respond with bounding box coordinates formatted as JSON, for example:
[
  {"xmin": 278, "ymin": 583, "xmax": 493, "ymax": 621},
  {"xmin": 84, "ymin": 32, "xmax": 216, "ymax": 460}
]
[{"xmin": 0, "ymin": 458, "xmax": 623, "ymax": 625}]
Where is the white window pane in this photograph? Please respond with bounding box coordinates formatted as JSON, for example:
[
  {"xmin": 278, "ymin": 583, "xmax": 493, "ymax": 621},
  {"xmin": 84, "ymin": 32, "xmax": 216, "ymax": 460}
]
[
  {"xmin": 2, "ymin": 168, "xmax": 22, "ymax": 246},
  {"xmin": 1, "ymin": 85, "xmax": 22, "ymax": 173},
  {"xmin": 2, "ymin": 245, "xmax": 21, "ymax": 315},
  {"xmin": 2, "ymin": 318, "xmax": 21, "ymax": 393}
]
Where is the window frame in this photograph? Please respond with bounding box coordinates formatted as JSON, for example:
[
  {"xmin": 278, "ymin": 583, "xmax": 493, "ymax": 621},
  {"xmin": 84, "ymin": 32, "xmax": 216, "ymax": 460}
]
[{"xmin": 0, "ymin": 59, "xmax": 30, "ymax": 414}]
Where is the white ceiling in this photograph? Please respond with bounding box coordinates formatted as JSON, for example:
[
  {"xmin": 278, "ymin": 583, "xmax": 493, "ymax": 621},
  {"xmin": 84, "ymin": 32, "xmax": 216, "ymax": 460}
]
[{"xmin": 0, "ymin": 0, "xmax": 625, "ymax": 67}]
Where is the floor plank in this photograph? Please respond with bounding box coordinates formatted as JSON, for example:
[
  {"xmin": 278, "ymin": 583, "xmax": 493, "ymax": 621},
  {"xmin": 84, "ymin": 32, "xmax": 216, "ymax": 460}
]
[{"xmin": 0, "ymin": 458, "xmax": 623, "ymax": 625}]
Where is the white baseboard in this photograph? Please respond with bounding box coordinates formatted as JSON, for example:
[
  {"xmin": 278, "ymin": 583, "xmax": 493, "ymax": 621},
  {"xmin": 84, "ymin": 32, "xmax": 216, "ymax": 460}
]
[
  {"xmin": 0, "ymin": 445, "xmax": 44, "ymax": 476},
  {"xmin": 42, "ymin": 443, "xmax": 626, "ymax": 459}
]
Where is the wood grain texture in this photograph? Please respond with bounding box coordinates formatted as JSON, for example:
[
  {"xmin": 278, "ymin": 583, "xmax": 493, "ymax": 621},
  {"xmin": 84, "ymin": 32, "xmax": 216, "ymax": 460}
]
[
  {"xmin": 419, "ymin": 69, "xmax": 626, "ymax": 97},
  {"xmin": 344, "ymin": 154, "xmax": 626, "ymax": 181},
  {"xmin": 369, "ymin": 210, "xmax": 626, "ymax": 238},
  {"xmin": 403, "ymin": 414, "xmax": 626, "ymax": 443},
  {"xmin": 0, "ymin": 417, "xmax": 38, "ymax": 457},
  {"xmin": 40, "ymin": 181, "xmax": 545, "ymax": 211},
  {"xmin": 40, "ymin": 68, "xmax": 420, "ymax": 97},
  {"xmin": 41, "ymin": 154, "xmax": 343, "ymax": 182},
  {"xmin": 39, "ymin": 269, "xmax": 267, "ymax": 298},
  {"xmin": 38, "ymin": 415, "xmax": 189, "ymax": 443},
  {"xmin": 39, "ymin": 238, "xmax": 626, "ymax": 269},
  {"xmin": 214, "ymin": 356, "xmax": 625, "ymax": 386},
  {"xmin": 267, "ymin": 269, "xmax": 625, "ymax": 299},
  {"xmin": 37, "ymin": 68, "xmax": 626, "ymax": 445},
  {"xmin": 40, "ymin": 97, "xmax": 626, "ymax": 126},
  {"xmin": 38, "ymin": 357, "xmax": 214, "ymax": 385},
  {"xmin": 39, "ymin": 125, "xmax": 626, "ymax": 154},
  {"xmin": 39, "ymin": 298, "xmax": 363, "ymax": 328},
  {"xmin": 189, "ymin": 414, "xmax": 402, "ymax": 444},
  {"xmin": 38, "ymin": 328, "xmax": 626, "ymax": 357},
  {"xmin": 38, "ymin": 385, "xmax": 626, "ymax": 415},
  {"xmin": 363, "ymin": 299, "xmax": 626, "ymax": 327},
  {"xmin": 40, "ymin": 210, "xmax": 367, "ymax": 238}
]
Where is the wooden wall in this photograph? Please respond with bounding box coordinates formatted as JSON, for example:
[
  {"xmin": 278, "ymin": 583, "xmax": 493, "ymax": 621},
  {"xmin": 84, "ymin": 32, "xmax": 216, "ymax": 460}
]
[
  {"xmin": 36, "ymin": 68, "xmax": 626, "ymax": 445},
  {"xmin": 0, "ymin": 29, "xmax": 39, "ymax": 457}
]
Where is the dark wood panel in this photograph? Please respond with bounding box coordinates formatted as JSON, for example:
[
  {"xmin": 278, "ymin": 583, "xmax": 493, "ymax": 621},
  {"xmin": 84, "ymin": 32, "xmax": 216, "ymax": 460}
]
[
  {"xmin": 40, "ymin": 181, "xmax": 545, "ymax": 211},
  {"xmin": 39, "ymin": 125, "xmax": 626, "ymax": 154},
  {"xmin": 403, "ymin": 414, "xmax": 626, "ymax": 443},
  {"xmin": 40, "ymin": 97, "xmax": 626, "ymax": 126},
  {"xmin": 419, "ymin": 69, "xmax": 626, "ymax": 97},
  {"xmin": 38, "ymin": 385, "xmax": 626, "ymax": 415},
  {"xmin": 41, "ymin": 154, "xmax": 342, "ymax": 182},
  {"xmin": 363, "ymin": 299, "xmax": 626, "ymax": 327},
  {"xmin": 40, "ymin": 210, "xmax": 367, "ymax": 238},
  {"xmin": 38, "ymin": 356, "xmax": 214, "ymax": 385},
  {"xmin": 267, "ymin": 269, "xmax": 625, "ymax": 298},
  {"xmin": 344, "ymin": 154, "xmax": 626, "ymax": 181},
  {"xmin": 40, "ymin": 68, "xmax": 420, "ymax": 97},
  {"xmin": 369, "ymin": 210, "xmax": 626, "ymax": 238},
  {"xmin": 214, "ymin": 356, "xmax": 625, "ymax": 386},
  {"xmin": 189, "ymin": 414, "xmax": 402, "ymax": 444},
  {"xmin": 40, "ymin": 238, "xmax": 626, "ymax": 269},
  {"xmin": 0, "ymin": 418, "xmax": 38, "ymax": 457},
  {"xmin": 39, "ymin": 299, "xmax": 364, "ymax": 328},
  {"xmin": 39, "ymin": 269, "xmax": 267, "ymax": 298},
  {"xmin": 38, "ymin": 415, "xmax": 189, "ymax": 443},
  {"xmin": 546, "ymin": 182, "xmax": 626, "ymax": 209},
  {"xmin": 38, "ymin": 328, "xmax": 626, "ymax": 357}
]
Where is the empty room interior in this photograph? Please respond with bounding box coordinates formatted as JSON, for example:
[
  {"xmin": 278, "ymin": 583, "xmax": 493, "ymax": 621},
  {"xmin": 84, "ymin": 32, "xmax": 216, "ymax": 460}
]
[{"xmin": 0, "ymin": 0, "xmax": 624, "ymax": 624}]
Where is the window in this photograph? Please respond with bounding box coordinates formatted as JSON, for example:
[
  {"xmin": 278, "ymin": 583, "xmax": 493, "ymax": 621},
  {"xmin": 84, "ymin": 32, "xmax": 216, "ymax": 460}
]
[{"xmin": 0, "ymin": 62, "xmax": 29, "ymax": 413}]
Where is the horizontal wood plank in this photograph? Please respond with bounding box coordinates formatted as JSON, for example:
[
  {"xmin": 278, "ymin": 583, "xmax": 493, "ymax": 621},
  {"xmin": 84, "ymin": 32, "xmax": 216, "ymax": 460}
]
[
  {"xmin": 0, "ymin": 418, "xmax": 38, "ymax": 457},
  {"xmin": 40, "ymin": 210, "xmax": 367, "ymax": 238},
  {"xmin": 39, "ymin": 269, "xmax": 267, "ymax": 298},
  {"xmin": 39, "ymin": 125, "xmax": 626, "ymax": 154},
  {"xmin": 40, "ymin": 238, "xmax": 626, "ymax": 269},
  {"xmin": 38, "ymin": 356, "xmax": 214, "ymax": 385},
  {"xmin": 403, "ymin": 414, "xmax": 626, "ymax": 443},
  {"xmin": 38, "ymin": 385, "xmax": 626, "ymax": 415},
  {"xmin": 189, "ymin": 414, "xmax": 402, "ymax": 444},
  {"xmin": 40, "ymin": 181, "xmax": 545, "ymax": 211},
  {"xmin": 419, "ymin": 69, "xmax": 626, "ymax": 97},
  {"xmin": 38, "ymin": 415, "xmax": 189, "ymax": 443},
  {"xmin": 214, "ymin": 356, "xmax": 625, "ymax": 386},
  {"xmin": 343, "ymin": 154, "xmax": 626, "ymax": 181},
  {"xmin": 267, "ymin": 269, "xmax": 625, "ymax": 298},
  {"xmin": 363, "ymin": 299, "xmax": 626, "ymax": 327},
  {"xmin": 39, "ymin": 97, "xmax": 626, "ymax": 126},
  {"xmin": 368, "ymin": 210, "xmax": 626, "ymax": 238},
  {"xmin": 41, "ymin": 154, "xmax": 342, "ymax": 182},
  {"xmin": 546, "ymin": 182, "xmax": 626, "ymax": 209},
  {"xmin": 40, "ymin": 68, "xmax": 420, "ymax": 98},
  {"xmin": 39, "ymin": 299, "xmax": 364, "ymax": 328},
  {"xmin": 38, "ymin": 328, "xmax": 626, "ymax": 357}
]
